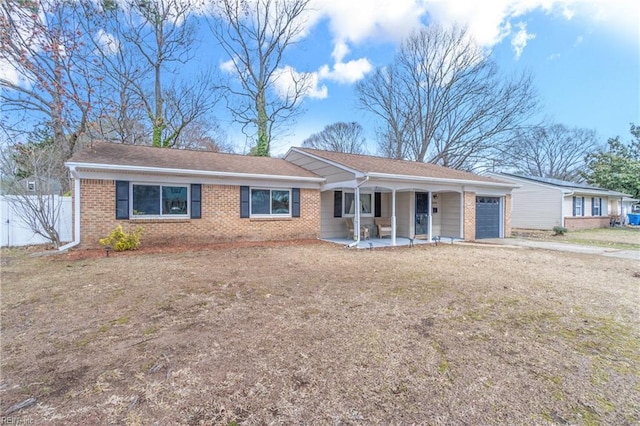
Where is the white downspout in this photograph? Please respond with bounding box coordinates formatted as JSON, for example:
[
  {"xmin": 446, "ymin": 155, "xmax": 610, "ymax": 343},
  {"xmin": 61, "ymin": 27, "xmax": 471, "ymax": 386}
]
[
  {"xmin": 391, "ymin": 189, "xmax": 397, "ymax": 246},
  {"xmin": 348, "ymin": 176, "xmax": 370, "ymax": 248},
  {"xmin": 355, "ymin": 187, "xmax": 361, "ymax": 240},
  {"xmin": 427, "ymin": 191, "xmax": 432, "ymax": 243},
  {"xmin": 59, "ymin": 169, "xmax": 81, "ymax": 251},
  {"xmin": 459, "ymin": 190, "xmax": 464, "ymax": 239}
]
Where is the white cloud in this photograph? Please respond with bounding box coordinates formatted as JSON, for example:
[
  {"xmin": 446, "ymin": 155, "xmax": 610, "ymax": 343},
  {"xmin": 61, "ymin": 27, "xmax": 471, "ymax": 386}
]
[
  {"xmin": 511, "ymin": 21, "xmax": 536, "ymax": 59},
  {"xmin": 315, "ymin": 0, "xmax": 427, "ymax": 45},
  {"xmin": 95, "ymin": 30, "xmax": 120, "ymax": 55},
  {"xmin": 272, "ymin": 66, "xmax": 328, "ymax": 101},
  {"xmin": 318, "ymin": 58, "xmax": 372, "ymax": 84},
  {"xmin": 332, "ymin": 40, "xmax": 350, "ymax": 63},
  {"xmin": 424, "ymin": 0, "xmax": 514, "ymax": 47},
  {"xmin": 415, "ymin": 0, "xmax": 637, "ymax": 56},
  {"xmin": 220, "ymin": 58, "xmax": 236, "ymax": 73},
  {"xmin": 0, "ymin": 60, "xmax": 21, "ymax": 87},
  {"xmin": 304, "ymin": 72, "xmax": 329, "ymax": 99},
  {"xmin": 561, "ymin": 5, "xmax": 575, "ymax": 20}
]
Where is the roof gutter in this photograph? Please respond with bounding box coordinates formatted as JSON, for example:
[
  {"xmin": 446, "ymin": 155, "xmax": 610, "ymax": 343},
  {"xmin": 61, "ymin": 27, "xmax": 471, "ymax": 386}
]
[
  {"xmin": 366, "ymin": 172, "xmax": 516, "ymax": 188},
  {"xmin": 58, "ymin": 166, "xmax": 81, "ymax": 251},
  {"xmin": 65, "ymin": 161, "xmax": 326, "ymax": 183}
]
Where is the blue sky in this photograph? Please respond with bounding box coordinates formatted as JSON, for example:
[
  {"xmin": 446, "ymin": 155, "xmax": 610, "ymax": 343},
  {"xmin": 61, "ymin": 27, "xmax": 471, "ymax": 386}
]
[
  {"xmin": 2, "ymin": 0, "xmax": 638, "ymax": 156},
  {"xmin": 211, "ymin": 0, "xmax": 639, "ymax": 156}
]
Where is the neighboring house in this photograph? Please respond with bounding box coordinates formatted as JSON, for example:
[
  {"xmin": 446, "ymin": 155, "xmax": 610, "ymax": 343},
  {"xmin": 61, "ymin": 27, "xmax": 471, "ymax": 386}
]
[
  {"xmin": 64, "ymin": 142, "xmax": 516, "ymax": 249},
  {"xmin": 0, "ymin": 177, "xmax": 62, "ymax": 195},
  {"xmin": 487, "ymin": 173, "xmax": 632, "ymax": 231},
  {"xmin": 610, "ymin": 196, "xmax": 639, "ymax": 224}
]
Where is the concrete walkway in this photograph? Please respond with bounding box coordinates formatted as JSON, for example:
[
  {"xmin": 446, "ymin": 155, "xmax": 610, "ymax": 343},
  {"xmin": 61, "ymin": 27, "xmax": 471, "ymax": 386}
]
[{"xmin": 477, "ymin": 238, "xmax": 640, "ymax": 260}]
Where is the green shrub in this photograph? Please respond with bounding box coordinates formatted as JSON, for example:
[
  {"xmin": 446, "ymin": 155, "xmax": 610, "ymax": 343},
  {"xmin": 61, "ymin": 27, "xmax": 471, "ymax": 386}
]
[
  {"xmin": 552, "ymin": 226, "xmax": 568, "ymax": 236},
  {"xmin": 99, "ymin": 224, "xmax": 143, "ymax": 251}
]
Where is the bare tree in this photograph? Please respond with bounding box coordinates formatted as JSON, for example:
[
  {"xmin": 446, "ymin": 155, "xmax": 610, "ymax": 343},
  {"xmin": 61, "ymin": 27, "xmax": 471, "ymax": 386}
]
[
  {"xmin": 174, "ymin": 117, "xmax": 236, "ymax": 153},
  {"xmin": 302, "ymin": 122, "xmax": 367, "ymax": 154},
  {"xmin": 499, "ymin": 123, "xmax": 601, "ymax": 180},
  {"xmin": 0, "ymin": 138, "xmax": 67, "ymax": 247},
  {"xmin": 87, "ymin": 0, "xmax": 220, "ymax": 148},
  {"xmin": 0, "ymin": 0, "xmax": 96, "ymax": 166},
  {"xmin": 208, "ymin": 0, "xmax": 312, "ymax": 156},
  {"xmin": 357, "ymin": 66, "xmax": 413, "ymax": 159},
  {"xmin": 357, "ymin": 24, "xmax": 538, "ymax": 170}
]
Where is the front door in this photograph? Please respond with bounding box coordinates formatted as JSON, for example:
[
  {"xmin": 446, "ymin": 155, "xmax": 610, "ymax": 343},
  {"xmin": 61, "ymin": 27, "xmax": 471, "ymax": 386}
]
[{"xmin": 415, "ymin": 192, "xmax": 429, "ymax": 236}]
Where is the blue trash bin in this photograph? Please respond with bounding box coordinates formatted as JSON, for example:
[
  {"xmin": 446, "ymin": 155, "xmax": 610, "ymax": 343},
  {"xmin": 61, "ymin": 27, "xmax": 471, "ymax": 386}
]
[{"xmin": 627, "ymin": 214, "xmax": 640, "ymax": 226}]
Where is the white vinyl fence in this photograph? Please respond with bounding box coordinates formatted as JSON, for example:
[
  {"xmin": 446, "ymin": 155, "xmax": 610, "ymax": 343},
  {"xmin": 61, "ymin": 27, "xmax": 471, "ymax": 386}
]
[{"xmin": 0, "ymin": 195, "xmax": 72, "ymax": 247}]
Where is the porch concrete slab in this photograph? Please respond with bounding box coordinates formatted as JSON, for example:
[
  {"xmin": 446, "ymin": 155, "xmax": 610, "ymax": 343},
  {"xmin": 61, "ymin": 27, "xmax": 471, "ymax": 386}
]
[{"xmin": 324, "ymin": 237, "xmax": 432, "ymax": 249}]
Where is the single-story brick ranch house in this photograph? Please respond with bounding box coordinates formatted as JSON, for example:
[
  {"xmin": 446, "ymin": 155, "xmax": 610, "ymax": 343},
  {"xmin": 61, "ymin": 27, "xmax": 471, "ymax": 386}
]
[
  {"xmin": 486, "ymin": 172, "xmax": 634, "ymax": 231},
  {"xmin": 61, "ymin": 142, "xmax": 516, "ymax": 249}
]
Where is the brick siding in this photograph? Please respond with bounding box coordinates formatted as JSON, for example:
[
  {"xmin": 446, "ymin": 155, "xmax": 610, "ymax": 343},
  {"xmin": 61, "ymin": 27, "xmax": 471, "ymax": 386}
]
[
  {"xmin": 463, "ymin": 191, "xmax": 476, "ymax": 241},
  {"xmin": 77, "ymin": 179, "xmax": 321, "ymax": 248},
  {"xmin": 563, "ymin": 216, "xmax": 610, "ymax": 231},
  {"xmin": 504, "ymin": 194, "xmax": 512, "ymax": 237}
]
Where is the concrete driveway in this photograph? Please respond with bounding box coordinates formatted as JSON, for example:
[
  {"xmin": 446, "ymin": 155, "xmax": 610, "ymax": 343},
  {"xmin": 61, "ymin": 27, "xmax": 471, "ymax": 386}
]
[{"xmin": 477, "ymin": 238, "xmax": 640, "ymax": 260}]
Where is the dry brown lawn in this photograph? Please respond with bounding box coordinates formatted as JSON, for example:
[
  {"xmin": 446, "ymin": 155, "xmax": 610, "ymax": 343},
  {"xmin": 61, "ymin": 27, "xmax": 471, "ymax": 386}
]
[
  {"xmin": 1, "ymin": 241, "xmax": 639, "ymax": 425},
  {"xmin": 514, "ymin": 227, "xmax": 640, "ymax": 249}
]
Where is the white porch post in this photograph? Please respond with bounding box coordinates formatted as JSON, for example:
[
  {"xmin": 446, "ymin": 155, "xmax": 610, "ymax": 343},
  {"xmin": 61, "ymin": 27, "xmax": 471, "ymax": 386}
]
[
  {"xmin": 459, "ymin": 190, "xmax": 464, "ymax": 239},
  {"xmin": 391, "ymin": 189, "xmax": 397, "ymax": 246},
  {"xmin": 427, "ymin": 191, "xmax": 432, "ymax": 243},
  {"xmin": 355, "ymin": 186, "xmax": 361, "ymax": 240}
]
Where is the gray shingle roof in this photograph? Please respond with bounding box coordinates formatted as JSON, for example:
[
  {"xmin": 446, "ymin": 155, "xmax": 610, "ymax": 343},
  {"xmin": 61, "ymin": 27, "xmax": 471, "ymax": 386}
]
[
  {"xmin": 68, "ymin": 142, "xmax": 321, "ymax": 178},
  {"xmin": 500, "ymin": 173, "xmax": 605, "ymax": 190},
  {"xmin": 499, "ymin": 173, "xmax": 630, "ymax": 196},
  {"xmin": 296, "ymin": 148, "xmax": 507, "ymax": 184}
]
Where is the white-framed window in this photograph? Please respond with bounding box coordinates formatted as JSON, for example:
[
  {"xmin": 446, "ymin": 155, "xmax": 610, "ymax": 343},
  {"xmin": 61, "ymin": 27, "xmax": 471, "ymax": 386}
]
[
  {"xmin": 573, "ymin": 196, "xmax": 583, "ymax": 216},
  {"xmin": 250, "ymin": 188, "xmax": 291, "ymax": 216},
  {"xmin": 343, "ymin": 191, "xmax": 373, "ymax": 216},
  {"xmin": 592, "ymin": 197, "xmax": 602, "ymax": 216},
  {"xmin": 132, "ymin": 184, "xmax": 189, "ymax": 217}
]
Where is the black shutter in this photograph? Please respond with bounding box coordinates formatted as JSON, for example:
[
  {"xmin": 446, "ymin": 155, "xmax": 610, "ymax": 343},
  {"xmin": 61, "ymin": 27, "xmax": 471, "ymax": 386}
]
[
  {"xmin": 292, "ymin": 188, "xmax": 300, "ymax": 217},
  {"xmin": 591, "ymin": 197, "xmax": 595, "ymax": 216},
  {"xmin": 572, "ymin": 196, "xmax": 576, "ymax": 216},
  {"xmin": 375, "ymin": 192, "xmax": 382, "ymax": 218},
  {"xmin": 240, "ymin": 186, "xmax": 250, "ymax": 218},
  {"xmin": 334, "ymin": 191, "xmax": 342, "ymax": 218},
  {"xmin": 582, "ymin": 197, "xmax": 585, "ymax": 216},
  {"xmin": 115, "ymin": 180, "xmax": 129, "ymax": 219},
  {"xmin": 191, "ymin": 184, "xmax": 201, "ymax": 219}
]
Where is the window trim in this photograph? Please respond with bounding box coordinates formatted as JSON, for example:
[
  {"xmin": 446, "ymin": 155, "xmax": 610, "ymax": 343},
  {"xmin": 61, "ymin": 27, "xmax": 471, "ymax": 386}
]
[
  {"xmin": 574, "ymin": 196, "xmax": 584, "ymax": 217},
  {"xmin": 592, "ymin": 197, "xmax": 602, "ymax": 216},
  {"xmin": 342, "ymin": 191, "xmax": 374, "ymax": 217},
  {"xmin": 130, "ymin": 182, "xmax": 190, "ymax": 219},
  {"xmin": 249, "ymin": 187, "xmax": 292, "ymax": 217}
]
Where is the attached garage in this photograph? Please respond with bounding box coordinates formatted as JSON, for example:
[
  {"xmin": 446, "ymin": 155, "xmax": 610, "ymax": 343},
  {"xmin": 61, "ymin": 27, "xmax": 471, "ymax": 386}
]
[{"xmin": 476, "ymin": 197, "xmax": 501, "ymax": 239}]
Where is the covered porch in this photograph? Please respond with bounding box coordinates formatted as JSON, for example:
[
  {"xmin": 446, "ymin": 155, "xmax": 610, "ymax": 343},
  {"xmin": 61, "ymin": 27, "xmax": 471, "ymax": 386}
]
[
  {"xmin": 283, "ymin": 147, "xmax": 514, "ymax": 244},
  {"xmin": 320, "ymin": 177, "xmax": 470, "ymax": 246}
]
